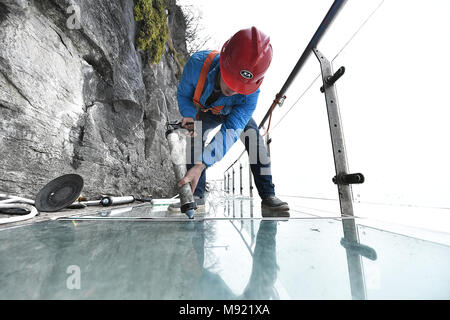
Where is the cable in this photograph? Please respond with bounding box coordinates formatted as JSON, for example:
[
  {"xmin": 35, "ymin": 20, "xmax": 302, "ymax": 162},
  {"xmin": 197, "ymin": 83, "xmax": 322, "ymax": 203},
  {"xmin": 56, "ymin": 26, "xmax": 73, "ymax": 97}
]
[
  {"xmin": 331, "ymin": 0, "xmax": 385, "ymax": 62},
  {"xmin": 0, "ymin": 204, "xmax": 39, "ymax": 225}
]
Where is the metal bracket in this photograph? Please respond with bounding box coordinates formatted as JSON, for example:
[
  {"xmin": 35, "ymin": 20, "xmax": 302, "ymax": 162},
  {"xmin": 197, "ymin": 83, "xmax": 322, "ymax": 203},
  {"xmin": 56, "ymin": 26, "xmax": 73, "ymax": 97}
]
[
  {"xmin": 320, "ymin": 66, "xmax": 345, "ymax": 92},
  {"xmin": 333, "ymin": 173, "xmax": 365, "ymax": 185},
  {"xmin": 274, "ymin": 93, "xmax": 286, "ymax": 107}
]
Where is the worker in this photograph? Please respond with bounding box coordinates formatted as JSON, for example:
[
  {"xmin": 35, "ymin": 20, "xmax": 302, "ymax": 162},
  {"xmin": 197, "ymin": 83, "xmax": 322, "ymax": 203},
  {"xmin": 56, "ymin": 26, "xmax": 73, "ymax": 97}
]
[{"xmin": 170, "ymin": 26, "xmax": 289, "ymax": 215}]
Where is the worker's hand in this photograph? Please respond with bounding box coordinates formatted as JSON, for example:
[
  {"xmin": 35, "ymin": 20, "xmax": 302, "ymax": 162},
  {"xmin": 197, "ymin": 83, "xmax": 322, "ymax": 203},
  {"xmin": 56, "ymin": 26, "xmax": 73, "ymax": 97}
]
[
  {"xmin": 178, "ymin": 163, "xmax": 206, "ymax": 193},
  {"xmin": 181, "ymin": 117, "xmax": 196, "ymax": 137}
]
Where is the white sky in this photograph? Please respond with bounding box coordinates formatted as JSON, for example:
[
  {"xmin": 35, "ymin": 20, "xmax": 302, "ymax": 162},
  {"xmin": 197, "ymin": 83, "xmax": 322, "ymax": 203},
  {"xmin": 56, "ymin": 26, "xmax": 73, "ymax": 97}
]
[{"xmin": 175, "ymin": 0, "xmax": 450, "ymax": 209}]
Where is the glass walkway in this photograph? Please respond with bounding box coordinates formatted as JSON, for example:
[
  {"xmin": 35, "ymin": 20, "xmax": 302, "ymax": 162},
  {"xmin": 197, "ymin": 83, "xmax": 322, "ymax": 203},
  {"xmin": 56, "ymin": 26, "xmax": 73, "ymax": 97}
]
[{"xmin": 0, "ymin": 193, "xmax": 449, "ymax": 300}]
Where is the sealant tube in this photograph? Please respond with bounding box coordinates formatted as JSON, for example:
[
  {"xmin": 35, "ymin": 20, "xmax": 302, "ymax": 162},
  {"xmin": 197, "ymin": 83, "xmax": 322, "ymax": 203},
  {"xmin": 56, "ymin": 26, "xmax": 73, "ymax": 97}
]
[
  {"xmin": 100, "ymin": 195, "xmax": 135, "ymax": 207},
  {"xmin": 166, "ymin": 128, "xmax": 196, "ymax": 219}
]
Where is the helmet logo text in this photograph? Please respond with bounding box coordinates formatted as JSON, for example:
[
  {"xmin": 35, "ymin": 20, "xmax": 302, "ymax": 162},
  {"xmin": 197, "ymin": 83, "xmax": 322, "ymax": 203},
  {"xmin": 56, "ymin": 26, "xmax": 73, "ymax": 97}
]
[{"xmin": 240, "ymin": 70, "xmax": 254, "ymax": 79}]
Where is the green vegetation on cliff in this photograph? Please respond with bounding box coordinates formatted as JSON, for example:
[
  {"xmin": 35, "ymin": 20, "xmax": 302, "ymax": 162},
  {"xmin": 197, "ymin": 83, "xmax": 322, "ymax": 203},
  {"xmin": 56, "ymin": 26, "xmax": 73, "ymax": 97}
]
[{"xmin": 134, "ymin": 0, "xmax": 169, "ymax": 64}]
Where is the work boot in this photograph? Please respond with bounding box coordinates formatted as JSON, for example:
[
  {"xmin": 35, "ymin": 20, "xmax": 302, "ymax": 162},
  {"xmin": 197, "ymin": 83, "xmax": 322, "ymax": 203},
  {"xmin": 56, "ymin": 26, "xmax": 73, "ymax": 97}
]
[
  {"xmin": 261, "ymin": 196, "xmax": 290, "ymax": 217},
  {"xmin": 168, "ymin": 196, "xmax": 205, "ymax": 213}
]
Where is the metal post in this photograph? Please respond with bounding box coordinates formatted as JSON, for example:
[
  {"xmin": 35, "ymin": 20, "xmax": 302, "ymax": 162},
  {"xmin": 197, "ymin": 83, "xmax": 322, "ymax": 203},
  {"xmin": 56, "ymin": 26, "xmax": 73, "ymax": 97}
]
[
  {"xmin": 265, "ymin": 130, "xmax": 271, "ymax": 158},
  {"xmin": 249, "ymin": 166, "xmax": 254, "ymax": 198},
  {"xmin": 314, "ymin": 48, "xmax": 374, "ymax": 300},
  {"xmin": 232, "ymin": 195, "xmax": 235, "ymax": 218},
  {"xmin": 239, "ymin": 163, "xmax": 243, "ymax": 196},
  {"xmin": 250, "ymin": 197, "xmax": 255, "ymax": 246},
  {"xmin": 225, "ymin": 172, "xmax": 227, "ymax": 193},
  {"xmin": 240, "ymin": 197, "xmax": 244, "ymax": 230},
  {"xmin": 225, "ymin": 172, "xmax": 230, "ymax": 193},
  {"xmin": 313, "ymin": 48, "xmax": 354, "ymax": 217},
  {"xmin": 225, "ymin": 174, "xmax": 228, "ymax": 193},
  {"xmin": 227, "ymin": 172, "xmax": 230, "ymax": 193},
  {"xmin": 232, "ymin": 168, "xmax": 235, "ymax": 195}
]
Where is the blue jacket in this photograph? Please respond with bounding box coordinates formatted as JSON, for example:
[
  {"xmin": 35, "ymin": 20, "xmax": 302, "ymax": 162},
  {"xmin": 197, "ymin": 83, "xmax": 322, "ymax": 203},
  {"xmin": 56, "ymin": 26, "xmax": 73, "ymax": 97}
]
[{"xmin": 177, "ymin": 50, "xmax": 260, "ymax": 168}]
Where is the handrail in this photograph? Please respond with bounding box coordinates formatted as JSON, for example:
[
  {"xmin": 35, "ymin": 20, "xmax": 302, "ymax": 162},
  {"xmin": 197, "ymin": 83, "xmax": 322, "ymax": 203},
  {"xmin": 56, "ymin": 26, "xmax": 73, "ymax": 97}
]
[{"xmin": 225, "ymin": 0, "xmax": 348, "ymax": 172}]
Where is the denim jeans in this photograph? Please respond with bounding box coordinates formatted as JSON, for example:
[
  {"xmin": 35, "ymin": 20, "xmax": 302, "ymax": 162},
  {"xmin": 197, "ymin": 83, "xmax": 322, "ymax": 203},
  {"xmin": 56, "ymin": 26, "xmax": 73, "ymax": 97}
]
[{"xmin": 187, "ymin": 111, "xmax": 275, "ymax": 199}]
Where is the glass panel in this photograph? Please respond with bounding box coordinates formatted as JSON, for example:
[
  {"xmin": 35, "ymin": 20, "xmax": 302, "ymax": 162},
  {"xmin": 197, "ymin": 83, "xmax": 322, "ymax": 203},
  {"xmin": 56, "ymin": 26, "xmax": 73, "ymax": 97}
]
[
  {"xmin": 358, "ymin": 224, "xmax": 450, "ymax": 299},
  {"xmin": 1, "ymin": 214, "xmax": 448, "ymax": 299}
]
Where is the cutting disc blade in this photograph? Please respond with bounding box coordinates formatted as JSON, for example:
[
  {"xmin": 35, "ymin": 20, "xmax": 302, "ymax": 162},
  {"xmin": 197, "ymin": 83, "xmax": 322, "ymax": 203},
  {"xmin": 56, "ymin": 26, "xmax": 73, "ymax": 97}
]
[{"xmin": 35, "ymin": 174, "xmax": 84, "ymax": 212}]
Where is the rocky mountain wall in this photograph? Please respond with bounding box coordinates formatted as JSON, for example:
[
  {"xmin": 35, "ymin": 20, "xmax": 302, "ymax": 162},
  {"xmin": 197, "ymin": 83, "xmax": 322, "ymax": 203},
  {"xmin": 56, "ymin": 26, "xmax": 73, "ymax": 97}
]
[{"xmin": 0, "ymin": 0, "xmax": 188, "ymax": 198}]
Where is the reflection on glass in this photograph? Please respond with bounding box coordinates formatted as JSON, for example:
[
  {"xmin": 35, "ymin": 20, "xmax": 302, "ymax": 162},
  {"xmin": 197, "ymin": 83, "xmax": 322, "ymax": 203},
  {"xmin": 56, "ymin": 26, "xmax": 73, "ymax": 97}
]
[
  {"xmin": 340, "ymin": 218, "xmax": 377, "ymax": 300},
  {"xmin": 0, "ymin": 197, "xmax": 448, "ymax": 300},
  {"xmin": 239, "ymin": 221, "xmax": 279, "ymax": 299}
]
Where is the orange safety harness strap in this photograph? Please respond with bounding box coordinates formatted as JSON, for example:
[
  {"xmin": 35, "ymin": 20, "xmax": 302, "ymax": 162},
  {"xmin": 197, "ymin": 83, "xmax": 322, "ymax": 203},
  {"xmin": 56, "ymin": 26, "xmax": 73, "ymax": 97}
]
[
  {"xmin": 193, "ymin": 50, "xmax": 225, "ymax": 118},
  {"xmin": 262, "ymin": 93, "xmax": 286, "ymax": 137}
]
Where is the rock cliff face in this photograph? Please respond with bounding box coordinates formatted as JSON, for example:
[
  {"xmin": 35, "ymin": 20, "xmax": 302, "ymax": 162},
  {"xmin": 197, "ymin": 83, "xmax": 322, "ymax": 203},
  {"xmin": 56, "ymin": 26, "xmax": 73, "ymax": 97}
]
[{"xmin": 0, "ymin": 0, "xmax": 188, "ymax": 198}]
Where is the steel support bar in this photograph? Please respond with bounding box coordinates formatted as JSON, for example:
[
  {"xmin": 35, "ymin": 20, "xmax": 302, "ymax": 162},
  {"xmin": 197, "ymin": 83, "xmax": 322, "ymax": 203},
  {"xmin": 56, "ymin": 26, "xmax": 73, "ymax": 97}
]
[
  {"xmin": 313, "ymin": 48, "xmax": 375, "ymax": 300},
  {"xmin": 265, "ymin": 131, "xmax": 271, "ymax": 158},
  {"xmin": 232, "ymin": 168, "xmax": 235, "ymax": 195},
  {"xmin": 225, "ymin": 171, "xmax": 228, "ymax": 193},
  {"xmin": 239, "ymin": 163, "xmax": 243, "ymax": 195},
  {"xmin": 249, "ymin": 167, "xmax": 254, "ymax": 197},
  {"xmin": 313, "ymin": 48, "xmax": 354, "ymax": 217}
]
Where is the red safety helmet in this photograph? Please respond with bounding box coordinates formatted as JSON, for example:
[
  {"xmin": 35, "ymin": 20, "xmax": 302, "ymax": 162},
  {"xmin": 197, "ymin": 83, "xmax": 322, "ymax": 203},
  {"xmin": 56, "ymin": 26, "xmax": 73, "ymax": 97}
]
[{"xmin": 220, "ymin": 26, "xmax": 273, "ymax": 95}]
